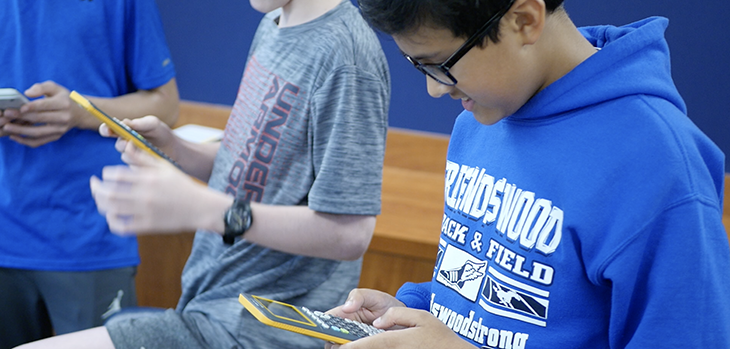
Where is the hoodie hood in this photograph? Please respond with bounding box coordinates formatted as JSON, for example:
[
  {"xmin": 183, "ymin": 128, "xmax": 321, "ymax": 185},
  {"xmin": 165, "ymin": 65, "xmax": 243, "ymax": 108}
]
[{"xmin": 511, "ymin": 17, "xmax": 685, "ymax": 122}]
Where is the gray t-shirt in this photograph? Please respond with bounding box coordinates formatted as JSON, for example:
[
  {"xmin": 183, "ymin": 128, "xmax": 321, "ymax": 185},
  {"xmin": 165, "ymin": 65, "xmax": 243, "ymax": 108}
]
[{"xmin": 177, "ymin": 1, "xmax": 390, "ymax": 347}]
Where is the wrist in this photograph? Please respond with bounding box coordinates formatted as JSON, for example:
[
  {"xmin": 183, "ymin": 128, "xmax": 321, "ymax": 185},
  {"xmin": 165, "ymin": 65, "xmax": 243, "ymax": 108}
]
[
  {"xmin": 74, "ymin": 103, "xmax": 102, "ymax": 130},
  {"xmin": 195, "ymin": 188, "xmax": 235, "ymax": 233}
]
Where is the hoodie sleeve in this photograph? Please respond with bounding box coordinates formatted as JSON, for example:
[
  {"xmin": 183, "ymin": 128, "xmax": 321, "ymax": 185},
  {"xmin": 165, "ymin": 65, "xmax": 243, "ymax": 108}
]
[{"xmin": 395, "ymin": 282, "xmax": 432, "ymax": 310}]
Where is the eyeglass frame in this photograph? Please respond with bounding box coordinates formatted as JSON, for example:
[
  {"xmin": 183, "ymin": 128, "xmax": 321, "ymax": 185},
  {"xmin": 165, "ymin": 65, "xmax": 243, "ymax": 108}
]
[{"xmin": 402, "ymin": 0, "xmax": 517, "ymax": 86}]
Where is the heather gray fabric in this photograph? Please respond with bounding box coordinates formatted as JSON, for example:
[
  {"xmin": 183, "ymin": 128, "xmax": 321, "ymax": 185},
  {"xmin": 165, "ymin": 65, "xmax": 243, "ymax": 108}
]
[
  {"xmin": 107, "ymin": 262, "xmax": 363, "ymax": 349},
  {"xmin": 106, "ymin": 309, "xmax": 208, "ymax": 349},
  {"xmin": 105, "ymin": 1, "xmax": 390, "ymax": 348}
]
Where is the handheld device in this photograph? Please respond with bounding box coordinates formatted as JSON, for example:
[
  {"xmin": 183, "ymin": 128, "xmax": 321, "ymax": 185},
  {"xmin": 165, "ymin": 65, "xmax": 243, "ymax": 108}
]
[
  {"xmin": 238, "ymin": 293, "xmax": 384, "ymax": 344},
  {"xmin": 69, "ymin": 90, "xmax": 181, "ymax": 169},
  {"xmin": 0, "ymin": 88, "xmax": 29, "ymax": 109}
]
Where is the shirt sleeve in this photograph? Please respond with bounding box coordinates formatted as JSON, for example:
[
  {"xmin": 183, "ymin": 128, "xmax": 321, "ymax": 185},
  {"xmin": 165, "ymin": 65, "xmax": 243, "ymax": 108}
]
[
  {"xmin": 396, "ymin": 282, "xmax": 432, "ymax": 310},
  {"xmin": 306, "ymin": 65, "xmax": 389, "ymax": 216},
  {"xmin": 601, "ymin": 198, "xmax": 730, "ymax": 348},
  {"xmin": 125, "ymin": 0, "xmax": 176, "ymax": 90}
]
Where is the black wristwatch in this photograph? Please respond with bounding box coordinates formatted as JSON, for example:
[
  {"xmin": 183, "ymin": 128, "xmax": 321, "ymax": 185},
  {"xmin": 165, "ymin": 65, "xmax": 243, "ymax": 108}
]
[{"xmin": 223, "ymin": 199, "xmax": 253, "ymax": 245}]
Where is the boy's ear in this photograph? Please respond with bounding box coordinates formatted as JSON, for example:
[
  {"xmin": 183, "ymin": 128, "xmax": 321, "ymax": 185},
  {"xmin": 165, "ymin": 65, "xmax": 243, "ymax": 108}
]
[{"xmin": 505, "ymin": 0, "xmax": 546, "ymax": 46}]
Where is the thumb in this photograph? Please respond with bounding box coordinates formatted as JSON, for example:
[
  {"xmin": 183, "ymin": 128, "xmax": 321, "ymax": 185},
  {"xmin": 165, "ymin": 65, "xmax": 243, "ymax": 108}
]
[{"xmin": 125, "ymin": 115, "xmax": 160, "ymax": 134}]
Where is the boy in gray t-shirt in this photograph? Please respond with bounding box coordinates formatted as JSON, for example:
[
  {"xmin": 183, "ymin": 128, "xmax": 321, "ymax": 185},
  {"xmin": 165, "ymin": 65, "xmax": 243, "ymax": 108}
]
[{"xmin": 16, "ymin": 1, "xmax": 390, "ymax": 349}]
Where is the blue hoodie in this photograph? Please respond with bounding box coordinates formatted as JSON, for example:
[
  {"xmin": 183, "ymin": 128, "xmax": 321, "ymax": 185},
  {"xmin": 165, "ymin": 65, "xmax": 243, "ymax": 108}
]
[{"xmin": 396, "ymin": 17, "xmax": 729, "ymax": 348}]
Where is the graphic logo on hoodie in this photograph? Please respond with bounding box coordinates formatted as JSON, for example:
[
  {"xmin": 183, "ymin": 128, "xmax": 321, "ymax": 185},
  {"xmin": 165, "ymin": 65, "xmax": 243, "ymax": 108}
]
[
  {"xmin": 479, "ymin": 267, "xmax": 550, "ymax": 327},
  {"xmin": 436, "ymin": 245, "xmax": 488, "ymax": 302},
  {"xmin": 439, "ymin": 160, "xmax": 561, "ymax": 328}
]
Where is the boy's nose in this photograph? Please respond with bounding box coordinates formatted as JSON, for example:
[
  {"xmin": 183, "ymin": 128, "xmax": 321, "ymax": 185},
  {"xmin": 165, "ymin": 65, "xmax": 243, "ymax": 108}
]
[{"xmin": 426, "ymin": 76, "xmax": 453, "ymax": 98}]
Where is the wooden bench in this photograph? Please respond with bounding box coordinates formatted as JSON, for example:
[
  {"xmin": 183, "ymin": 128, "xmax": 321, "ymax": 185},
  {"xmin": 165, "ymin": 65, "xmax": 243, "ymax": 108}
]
[{"xmin": 135, "ymin": 101, "xmax": 730, "ymax": 308}]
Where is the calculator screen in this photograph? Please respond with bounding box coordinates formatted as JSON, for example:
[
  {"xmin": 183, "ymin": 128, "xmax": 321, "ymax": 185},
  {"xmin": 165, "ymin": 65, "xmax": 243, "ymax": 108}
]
[{"xmin": 259, "ymin": 298, "xmax": 309, "ymax": 323}]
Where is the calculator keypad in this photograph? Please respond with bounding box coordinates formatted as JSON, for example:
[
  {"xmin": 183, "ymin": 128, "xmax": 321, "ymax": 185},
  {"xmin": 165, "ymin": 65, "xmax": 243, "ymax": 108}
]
[{"xmin": 301, "ymin": 307, "xmax": 384, "ymax": 339}]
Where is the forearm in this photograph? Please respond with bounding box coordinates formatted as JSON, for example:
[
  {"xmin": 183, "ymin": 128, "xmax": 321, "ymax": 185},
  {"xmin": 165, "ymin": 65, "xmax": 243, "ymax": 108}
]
[
  {"xmin": 169, "ymin": 139, "xmax": 220, "ymax": 182},
  {"xmin": 79, "ymin": 78, "xmax": 180, "ymax": 129},
  {"xmin": 237, "ymin": 205, "xmax": 376, "ymax": 261}
]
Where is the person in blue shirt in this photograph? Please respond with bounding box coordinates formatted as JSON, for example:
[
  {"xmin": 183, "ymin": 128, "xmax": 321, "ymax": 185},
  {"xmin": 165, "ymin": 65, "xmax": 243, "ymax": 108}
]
[
  {"xmin": 0, "ymin": 1, "xmax": 179, "ymax": 348},
  {"xmin": 325, "ymin": 0, "xmax": 730, "ymax": 348}
]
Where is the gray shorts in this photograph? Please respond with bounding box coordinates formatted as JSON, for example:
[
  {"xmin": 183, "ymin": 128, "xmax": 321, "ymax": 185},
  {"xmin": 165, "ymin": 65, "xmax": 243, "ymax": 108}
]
[
  {"xmin": 104, "ymin": 304, "xmax": 327, "ymax": 349},
  {"xmin": 0, "ymin": 267, "xmax": 137, "ymax": 349},
  {"xmin": 105, "ymin": 260, "xmax": 359, "ymax": 349},
  {"xmin": 105, "ymin": 309, "xmax": 210, "ymax": 349}
]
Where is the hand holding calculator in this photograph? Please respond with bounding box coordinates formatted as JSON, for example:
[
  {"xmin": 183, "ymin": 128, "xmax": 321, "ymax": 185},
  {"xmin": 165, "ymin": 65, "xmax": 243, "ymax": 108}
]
[
  {"xmin": 239, "ymin": 293, "xmax": 384, "ymax": 344},
  {"xmin": 69, "ymin": 90, "xmax": 181, "ymax": 169}
]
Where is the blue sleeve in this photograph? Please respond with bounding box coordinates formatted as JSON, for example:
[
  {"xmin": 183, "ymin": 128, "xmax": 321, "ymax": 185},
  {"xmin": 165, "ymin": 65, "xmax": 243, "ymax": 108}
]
[
  {"xmin": 125, "ymin": 0, "xmax": 176, "ymax": 90},
  {"xmin": 395, "ymin": 282, "xmax": 432, "ymax": 311},
  {"xmin": 601, "ymin": 199, "xmax": 730, "ymax": 347}
]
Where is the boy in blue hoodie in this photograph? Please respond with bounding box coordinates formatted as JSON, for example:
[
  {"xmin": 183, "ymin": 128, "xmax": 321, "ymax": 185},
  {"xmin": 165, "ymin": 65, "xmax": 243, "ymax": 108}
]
[{"xmin": 327, "ymin": 0, "xmax": 730, "ymax": 348}]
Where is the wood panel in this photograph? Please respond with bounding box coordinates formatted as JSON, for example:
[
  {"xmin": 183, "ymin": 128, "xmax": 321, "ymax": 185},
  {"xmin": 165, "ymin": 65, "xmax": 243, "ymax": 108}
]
[
  {"xmin": 359, "ymin": 250, "xmax": 435, "ymax": 296},
  {"xmin": 369, "ymin": 167, "xmax": 442, "ymax": 260},
  {"xmin": 135, "ymin": 233, "xmax": 195, "ymax": 308},
  {"xmin": 383, "ymin": 128, "xmax": 449, "ymax": 173},
  {"xmin": 174, "ymin": 100, "xmax": 231, "ymax": 129}
]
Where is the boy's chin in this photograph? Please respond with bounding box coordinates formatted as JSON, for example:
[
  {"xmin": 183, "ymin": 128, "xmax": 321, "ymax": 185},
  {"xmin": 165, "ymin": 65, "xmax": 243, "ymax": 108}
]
[
  {"xmin": 249, "ymin": 0, "xmax": 289, "ymax": 14},
  {"xmin": 471, "ymin": 109, "xmax": 504, "ymax": 126}
]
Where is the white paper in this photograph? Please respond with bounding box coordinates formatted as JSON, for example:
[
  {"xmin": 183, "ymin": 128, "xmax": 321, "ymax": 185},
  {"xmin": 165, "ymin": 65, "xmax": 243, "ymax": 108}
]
[{"xmin": 173, "ymin": 124, "xmax": 224, "ymax": 144}]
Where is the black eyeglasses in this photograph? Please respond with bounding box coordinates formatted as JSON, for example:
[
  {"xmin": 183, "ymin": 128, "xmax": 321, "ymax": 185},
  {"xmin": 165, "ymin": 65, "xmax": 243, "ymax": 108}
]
[{"xmin": 402, "ymin": 0, "xmax": 516, "ymax": 86}]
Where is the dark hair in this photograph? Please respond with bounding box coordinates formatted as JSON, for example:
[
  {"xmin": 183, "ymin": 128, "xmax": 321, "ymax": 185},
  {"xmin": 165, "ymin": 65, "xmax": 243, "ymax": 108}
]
[{"xmin": 358, "ymin": 0, "xmax": 564, "ymax": 47}]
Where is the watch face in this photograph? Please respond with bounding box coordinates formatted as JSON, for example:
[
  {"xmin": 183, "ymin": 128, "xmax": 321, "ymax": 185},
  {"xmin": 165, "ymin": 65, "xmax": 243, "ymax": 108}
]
[
  {"xmin": 225, "ymin": 200, "xmax": 252, "ymax": 240},
  {"xmin": 227, "ymin": 210, "xmax": 245, "ymax": 232}
]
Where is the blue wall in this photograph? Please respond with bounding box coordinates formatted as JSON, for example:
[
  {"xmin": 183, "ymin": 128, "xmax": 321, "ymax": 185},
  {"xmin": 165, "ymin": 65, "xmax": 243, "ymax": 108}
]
[{"xmin": 155, "ymin": 0, "xmax": 730, "ymax": 172}]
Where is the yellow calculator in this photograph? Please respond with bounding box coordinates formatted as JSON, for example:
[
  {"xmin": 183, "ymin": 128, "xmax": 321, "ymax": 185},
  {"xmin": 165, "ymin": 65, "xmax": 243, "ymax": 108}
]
[
  {"xmin": 239, "ymin": 293, "xmax": 384, "ymax": 344},
  {"xmin": 69, "ymin": 90, "xmax": 181, "ymax": 169}
]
